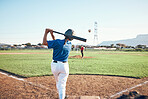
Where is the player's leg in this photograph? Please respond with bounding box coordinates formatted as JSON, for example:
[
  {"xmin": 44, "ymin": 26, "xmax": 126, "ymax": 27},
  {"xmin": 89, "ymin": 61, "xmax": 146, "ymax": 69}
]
[
  {"xmin": 58, "ymin": 62, "xmax": 69, "ymax": 99},
  {"xmin": 51, "ymin": 62, "xmax": 59, "ymax": 91},
  {"xmin": 81, "ymin": 50, "xmax": 83, "ymax": 58}
]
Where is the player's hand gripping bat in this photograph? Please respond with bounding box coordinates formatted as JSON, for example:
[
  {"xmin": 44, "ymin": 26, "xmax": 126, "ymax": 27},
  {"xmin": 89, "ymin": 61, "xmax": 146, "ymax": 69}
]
[{"xmin": 53, "ymin": 31, "xmax": 87, "ymax": 42}]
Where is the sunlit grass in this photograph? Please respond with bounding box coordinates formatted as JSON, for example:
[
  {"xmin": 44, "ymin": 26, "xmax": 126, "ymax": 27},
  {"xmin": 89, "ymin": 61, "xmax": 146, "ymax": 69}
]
[{"xmin": 0, "ymin": 50, "xmax": 148, "ymax": 78}]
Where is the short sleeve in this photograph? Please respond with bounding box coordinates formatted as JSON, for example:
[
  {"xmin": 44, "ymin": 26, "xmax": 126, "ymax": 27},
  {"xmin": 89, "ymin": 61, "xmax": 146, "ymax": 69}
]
[{"xmin": 47, "ymin": 40, "xmax": 57, "ymax": 49}]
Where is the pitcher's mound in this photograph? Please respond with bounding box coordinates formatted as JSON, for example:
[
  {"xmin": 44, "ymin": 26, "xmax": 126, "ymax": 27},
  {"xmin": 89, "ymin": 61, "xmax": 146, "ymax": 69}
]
[{"xmin": 69, "ymin": 55, "xmax": 93, "ymax": 59}]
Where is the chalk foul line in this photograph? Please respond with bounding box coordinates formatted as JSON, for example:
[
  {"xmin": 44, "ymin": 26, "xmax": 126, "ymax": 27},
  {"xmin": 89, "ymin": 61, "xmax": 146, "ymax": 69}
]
[
  {"xmin": 0, "ymin": 71, "xmax": 49, "ymax": 90},
  {"xmin": 110, "ymin": 80, "xmax": 148, "ymax": 98}
]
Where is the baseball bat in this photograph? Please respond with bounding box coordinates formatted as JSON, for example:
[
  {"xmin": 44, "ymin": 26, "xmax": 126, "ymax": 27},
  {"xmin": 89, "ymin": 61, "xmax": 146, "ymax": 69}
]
[{"xmin": 53, "ymin": 31, "xmax": 87, "ymax": 42}]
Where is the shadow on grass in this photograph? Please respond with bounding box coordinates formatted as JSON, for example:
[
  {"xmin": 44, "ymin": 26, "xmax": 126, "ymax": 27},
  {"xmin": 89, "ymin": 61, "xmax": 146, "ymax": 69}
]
[
  {"xmin": 69, "ymin": 73, "xmax": 141, "ymax": 79},
  {"xmin": 0, "ymin": 69, "xmax": 140, "ymax": 79},
  {"xmin": 0, "ymin": 69, "xmax": 27, "ymax": 78}
]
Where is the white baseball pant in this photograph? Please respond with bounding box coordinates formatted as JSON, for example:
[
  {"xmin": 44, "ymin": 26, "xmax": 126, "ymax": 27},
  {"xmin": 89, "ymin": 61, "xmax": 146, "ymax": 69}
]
[{"xmin": 51, "ymin": 61, "xmax": 69, "ymax": 99}]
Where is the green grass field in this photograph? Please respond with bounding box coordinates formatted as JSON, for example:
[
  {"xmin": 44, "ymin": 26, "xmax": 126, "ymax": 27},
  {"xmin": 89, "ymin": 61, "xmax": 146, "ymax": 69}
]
[{"xmin": 0, "ymin": 50, "xmax": 148, "ymax": 78}]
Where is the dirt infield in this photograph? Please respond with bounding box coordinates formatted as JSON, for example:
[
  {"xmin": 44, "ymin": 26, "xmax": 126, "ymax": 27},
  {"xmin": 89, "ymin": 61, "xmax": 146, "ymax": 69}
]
[
  {"xmin": 0, "ymin": 72, "xmax": 148, "ymax": 99},
  {"xmin": 0, "ymin": 52, "xmax": 49, "ymax": 55}
]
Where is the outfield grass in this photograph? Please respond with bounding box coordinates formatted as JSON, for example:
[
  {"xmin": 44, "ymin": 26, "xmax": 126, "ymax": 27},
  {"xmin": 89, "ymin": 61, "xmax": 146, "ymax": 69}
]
[{"xmin": 0, "ymin": 50, "xmax": 148, "ymax": 78}]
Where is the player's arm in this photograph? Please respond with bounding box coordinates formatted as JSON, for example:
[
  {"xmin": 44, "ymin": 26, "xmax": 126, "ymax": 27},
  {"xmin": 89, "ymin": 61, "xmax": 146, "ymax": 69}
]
[
  {"xmin": 49, "ymin": 29, "xmax": 56, "ymax": 40},
  {"xmin": 42, "ymin": 28, "xmax": 55, "ymax": 46}
]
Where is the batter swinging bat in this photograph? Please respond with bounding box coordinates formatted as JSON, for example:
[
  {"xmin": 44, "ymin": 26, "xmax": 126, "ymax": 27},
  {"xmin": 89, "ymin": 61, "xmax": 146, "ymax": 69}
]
[{"xmin": 53, "ymin": 31, "xmax": 87, "ymax": 42}]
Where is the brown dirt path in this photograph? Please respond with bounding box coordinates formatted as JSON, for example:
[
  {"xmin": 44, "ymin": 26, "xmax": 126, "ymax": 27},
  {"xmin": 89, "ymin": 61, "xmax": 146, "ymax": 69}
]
[
  {"xmin": 0, "ymin": 73, "xmax": 148, "ymax": 99},
  {"xmin": 0, "ymin": 52, "xmax": 49, "ymax": 55}
]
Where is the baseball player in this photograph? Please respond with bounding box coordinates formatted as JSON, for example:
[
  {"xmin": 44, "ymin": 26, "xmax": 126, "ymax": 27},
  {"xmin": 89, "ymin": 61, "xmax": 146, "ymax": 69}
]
[
  {"xmin": 42, "ymin": 28, "xmax": 74, "ymax": 99},
  {"xmin": 81, "ymin": 46, "xmax": 84, "ymax": 58}
]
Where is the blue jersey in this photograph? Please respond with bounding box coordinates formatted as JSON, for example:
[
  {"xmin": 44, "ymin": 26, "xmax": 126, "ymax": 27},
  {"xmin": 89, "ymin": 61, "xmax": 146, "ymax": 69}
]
[{"xmin": 47, "ymin": 39, "xmax": 72, "ymax": 62}]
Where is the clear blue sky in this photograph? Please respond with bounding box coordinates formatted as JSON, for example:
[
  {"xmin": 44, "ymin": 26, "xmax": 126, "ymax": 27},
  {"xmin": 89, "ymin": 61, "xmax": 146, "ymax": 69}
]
[{"xmin": 0, "ymin": 0, "xmax": 148, "ymax": 45}]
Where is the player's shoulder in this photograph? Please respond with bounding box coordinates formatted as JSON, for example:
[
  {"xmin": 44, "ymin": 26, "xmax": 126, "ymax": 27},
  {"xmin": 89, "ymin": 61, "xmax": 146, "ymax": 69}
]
[
  {"xmin": 56, "ymin": 39, "xmax": 63, "ymax": 41},
  {"xmin": 56, "ymin": 39, "xmax": 72, "ymax": 45},
  {"xmin": 55, "ymin": 39, "xmax": 65, "ymax": 43},
  {"xmin": 54, "ymin": 39, "xmax": 65, "ymax": 45}
]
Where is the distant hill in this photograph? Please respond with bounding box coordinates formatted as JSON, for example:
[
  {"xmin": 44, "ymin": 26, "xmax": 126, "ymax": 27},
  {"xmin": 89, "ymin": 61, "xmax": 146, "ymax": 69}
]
[{"xmin": 99, "ymin": 34, "xmax": 148, "ymax": 46}]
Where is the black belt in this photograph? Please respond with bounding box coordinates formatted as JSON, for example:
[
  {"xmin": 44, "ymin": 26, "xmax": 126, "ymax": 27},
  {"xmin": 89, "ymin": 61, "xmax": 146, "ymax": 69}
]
[{"xmin": 53, "ymin": 61, "xmax": 67, "ymax": 63}]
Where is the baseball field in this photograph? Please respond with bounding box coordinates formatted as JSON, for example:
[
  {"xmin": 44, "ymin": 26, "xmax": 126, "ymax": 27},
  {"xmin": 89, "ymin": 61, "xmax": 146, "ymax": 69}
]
[{"xmin": 0, "ymin": 49, "xmax": 148, "ymax": 98}]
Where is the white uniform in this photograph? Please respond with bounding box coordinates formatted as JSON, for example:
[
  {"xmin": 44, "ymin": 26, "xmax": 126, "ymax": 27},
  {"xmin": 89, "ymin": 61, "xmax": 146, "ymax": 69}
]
[{"xmin": 51, "ymin": 61, "xmax": 69, "ymax": 99}]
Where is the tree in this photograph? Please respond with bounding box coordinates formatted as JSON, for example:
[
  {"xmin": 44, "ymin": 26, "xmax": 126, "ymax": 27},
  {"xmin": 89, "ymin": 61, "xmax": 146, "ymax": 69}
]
[
  {"xmin": 13, "ymin": 44, "xmax": 17, "ymax": 47},
  {"xmin": 111, "ymin": 44, "xmax": 114, "ymax": 48},
  {"xmin": 116, "ymin": 43, "xmax": 121, "ymax": 47},
  {"xmin": 38, "ymin": 43, "xmax": 42, "ymax": 46},
  {"xmin": 136, "ymin": 45, "xmax": 146, "ymax": 49},
  {"xmin": 25, "ymin": 43, "xmax": 31, "ymax": 46},
  {"xmin": 116, "ymin": 43, "xmax": 126, "ymax": 48}
]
